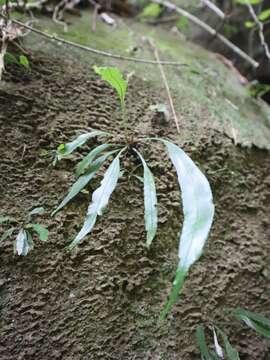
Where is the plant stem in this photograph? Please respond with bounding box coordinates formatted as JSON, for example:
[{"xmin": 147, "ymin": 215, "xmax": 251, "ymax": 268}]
[{"xmin": 121, "ymin": 100, "xmax": 129, "ymax": 142}]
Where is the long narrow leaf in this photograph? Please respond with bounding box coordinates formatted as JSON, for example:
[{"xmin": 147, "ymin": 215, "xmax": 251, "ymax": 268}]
[
  {"xmin": 134, "ymin": 149, "xmax": 158, "ymax": 248},
  {"xmin": 52, "ymin": 151, "xmax": 117, "ymax": 216},
  {"xmin": 196, "ymin": 325, "xmax": 212, "ymax": 360},
  {"xmin": 213, "ymin": 328, "xmax": 224, "ymax": 358},
  {"xmin": 217, "ymin": 329, "xmax": 240, "ymax": 360},
  {"xmin": 0, "ymin": 227, "xmax": 16, "ymax": 242},
  {"xmin": 234, "ymin": 309, "xmax": 270, "ymax": 338},
  {"xmin": 157, "ymin": 139, "xmax": 214, "ymax": 319},
  {"xmin": 76, "ymin": 143, "xmax": 112, "ymax": 177},
  {"xmin": 15, "ymin": 229, "xmax": 34, "ymax": 256},
  {"xmin": 57, "ymin": 130, "xmax": 109, "ymax": 159},
  {"xmin": 68, "ymin": 149, "xmax": 125, "ymax": 249}
]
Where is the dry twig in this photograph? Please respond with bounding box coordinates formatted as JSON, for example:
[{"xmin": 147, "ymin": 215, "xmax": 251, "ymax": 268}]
[
  {"xmin": 201, "ymin": 0, "xmax": 225, "ymax": 19},
  {"xmin": 0, "ymin": 15, "xmax": 187, "ymax": 67},
  {"xmin": 245, "ymin": 1, "xmax": 270, "ymax": 62},
  {"xmin": 147, "ymin": 38, "xmax": 180, "ymax": 133}
]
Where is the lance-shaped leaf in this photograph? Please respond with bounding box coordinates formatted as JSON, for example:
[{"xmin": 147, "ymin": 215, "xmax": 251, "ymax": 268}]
[
  {"xmin": 52, "ymin": 150, "xmax": 119, "ymax": 216},
  {"xmin": 76, "ymin": 143, "xmax": 112, "ymax": 177},
  {"xmin": 68, "ymin": 150, "xmax": 124, "ymax": 250},
  {"xmin": 234, "ymin": 308, "xmax": 270, "ymax": 338},
  {"xmin": 57, "ymin": 130, "xmax": 109, "ymax": 159},
  {"xmin": 157, "ymin": 139, "xmax": 214, "ymax": 319},
  {"xmin": 28, "ymin": 207, "xmax": 45, "ymax": 217},
  {"xmin": 134, "ymin": 149, "xmax": 158, "ymax": 248},
  {"xmin": 0, "ymin": 227, "xmax": 16, "ymax": 243},
  {"xmin": 196, "ymin": 325, "xmax": 212, "ymax": 360},
  {"xmin": 217, "ymin": 329, "xmax": 240, "ymax": 360},
  {"xmin": 15, "ymin": 229, "xmax": 34, "ymax": 256},
  {"xmin": 212, "ymin": 328, "xmax": 224, "ymax": 359},
  {"xmin": 93, "ymin": 66, "xmax": 127, "ymax": 107}
]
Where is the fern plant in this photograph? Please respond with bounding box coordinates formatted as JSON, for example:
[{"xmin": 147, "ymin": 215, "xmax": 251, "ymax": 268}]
[
  {"xmin": 0, "ymin": 207, "xmax": 48, "ymax": 256},
  {"xmin": 51, "ymin": 66, "xmax": 215, "ymax": 318}
]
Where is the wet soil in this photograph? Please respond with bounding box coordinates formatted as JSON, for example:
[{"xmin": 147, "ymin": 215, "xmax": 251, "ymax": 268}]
[{"xmin": 0, "ymin": 56, "xmax": 269, "ymax": 360}]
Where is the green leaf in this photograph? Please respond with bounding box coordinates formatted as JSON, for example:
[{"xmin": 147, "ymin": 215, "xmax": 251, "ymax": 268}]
[
  {"xmin": 93, "ymin": 66, "xmax": 127, "ymax": 107},
  {"xmin": 176, "ymin": 16, "xmax": 189, "ymax": 31},
  {"xmin": 235, "ymin": 0, "xmax": 262, "ymax": 4},
  {"xmin": 19, "ymin": 55, "xmax": 30, "ymax": 69},
  {"xmin": 258, "ymin": 8, "xmax": 270, "ymax": 21},
  {"xmin": 76, "ymin": 143, "xmax": 112, "ymax": 177},
  {"xmin": 30, "ymin": 224, "xmax": 49, "ymax": 241},
  {"xmin": 245, "ymin": 20, "xmax": 255, "ymax": 28},
  {"xmin": 15, "ymin": 229, "xmax": 34, "ymax": 256},
  {"xmin": 196, "ymin": 325, "xmax": 212, "ymax": 360},
  {"xmin": 0, "ymin": 227, "xmax": 16, "ymax": 242},
  {"xmin": 157, "ymin": 139, "xmax": 214, "ymax": 319},
  {"xmin": 139, "ymin": 3, "xmax": 162, "ymax": 18},
  {"xmin": 57, "ymin": 130, "xmax": 109, "ymax": 159},
  {"xmin": 217, "ymin": 329, "xmax": 240, "ymax": 360},
  {"xmin": 4, "ymin": 52, "xmax": 18, "ymax": 65},
  {"xmin": 212, "ymin": 327, "xmax": 224, "ymax": 358},
  {"xmin": 234, "ymin": 308, "xmax": 270, "ymax": 338},
  {"xmin": 134, "ymin": 149, "xmax": 158, "ymax": 248},
  {"xmin": 52, "ymin": 151, "xmax": 117, "ymax": 216},
  {"xmin": 0, "ymin": 216, "xmax": 11, "ymax": 224},
  {"xmin": 28, "ymin": 207, "xmax": 45, "ymax": 216},
  {"xmin": 68, "ymin": 150, "xmax": 124, "ymax": 249}
]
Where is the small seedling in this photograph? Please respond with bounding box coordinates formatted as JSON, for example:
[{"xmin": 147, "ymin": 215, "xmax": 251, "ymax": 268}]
[
  {"xmin": 51, "ymin": 66, "xmax": 215, "ymax": 318},
  {"xmin": 0, "ymin": 207, "xmax": 48, "ymax": 256}
]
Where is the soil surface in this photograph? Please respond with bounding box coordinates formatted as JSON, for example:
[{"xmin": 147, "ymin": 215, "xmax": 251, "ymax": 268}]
[{"xmin": 0, "ymin": 56, "xmax": 269, "ymax": 360}]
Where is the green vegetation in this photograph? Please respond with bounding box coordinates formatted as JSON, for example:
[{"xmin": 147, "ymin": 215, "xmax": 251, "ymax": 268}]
[
  {"xmin": 0, "ymin": 207, "xmax": 48, "ymax": 256},
  {"xmin": 52, "ymin": 66, "xmax": 215, "ymax": 318},
  {"xmin": 196, "ymin": 309, "xmax": 270, "ymax": 358}
]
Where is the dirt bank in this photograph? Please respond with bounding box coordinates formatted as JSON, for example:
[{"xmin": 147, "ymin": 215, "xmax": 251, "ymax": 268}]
[{"xmin": 0, "ymin": 56, "xmax": 269, "ymax": 359}]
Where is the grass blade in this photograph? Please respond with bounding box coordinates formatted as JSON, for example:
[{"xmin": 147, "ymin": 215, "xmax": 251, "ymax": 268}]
[
  {"xmin": 68, "ymin": 149, "xmax": 124, "ymax": 249},
  {"xmin": 76, "ymin": 143, "xmax": 112, "ymax": 177},
  {"xmin": 217, "ymin": 329, "xmax": 240, "ymax": 360},
  {"xmin": 196, "ymin": 325, "xmax": 212, "ymax": 360},
  {"xmin": 158, "ymin": 139, "xmax": 214, "ymax": 318},
  {"xmin": 52, "ymin": 152, "xmax": 117, "ymax": 216},
  {"xmin": 134, "ymin": 149, "xmax": 158, "ymax": 248},
  {"xmin": 234, "ymin": 308, "xmax": 270, "ymax": 338},
  {"xmin": 57, "ymin": 130, "xmax": 109, "ymax": 159}
]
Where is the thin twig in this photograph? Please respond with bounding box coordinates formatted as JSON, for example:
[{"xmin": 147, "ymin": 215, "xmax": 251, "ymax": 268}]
[
  {"xmin": 0, "ymin": 15, "xmax": 187, "ymax": 66},
  {"xmin": 148, "ymin": 38, "xmax": 180, "ymax": 133},
  {"xmin": 152, "ymin": 0, "xmax": 259, "ymax": 68},
  {"xmin": 245, "ymin": 1, "xmax": 270, "ymax": 62},
  {"xmin": 201, "ymin": 0, "xmax": 225, "ymax": 19},
  {"xmin": 52, "ymin": 0, "xmax": 68, "ymax": 32}
]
